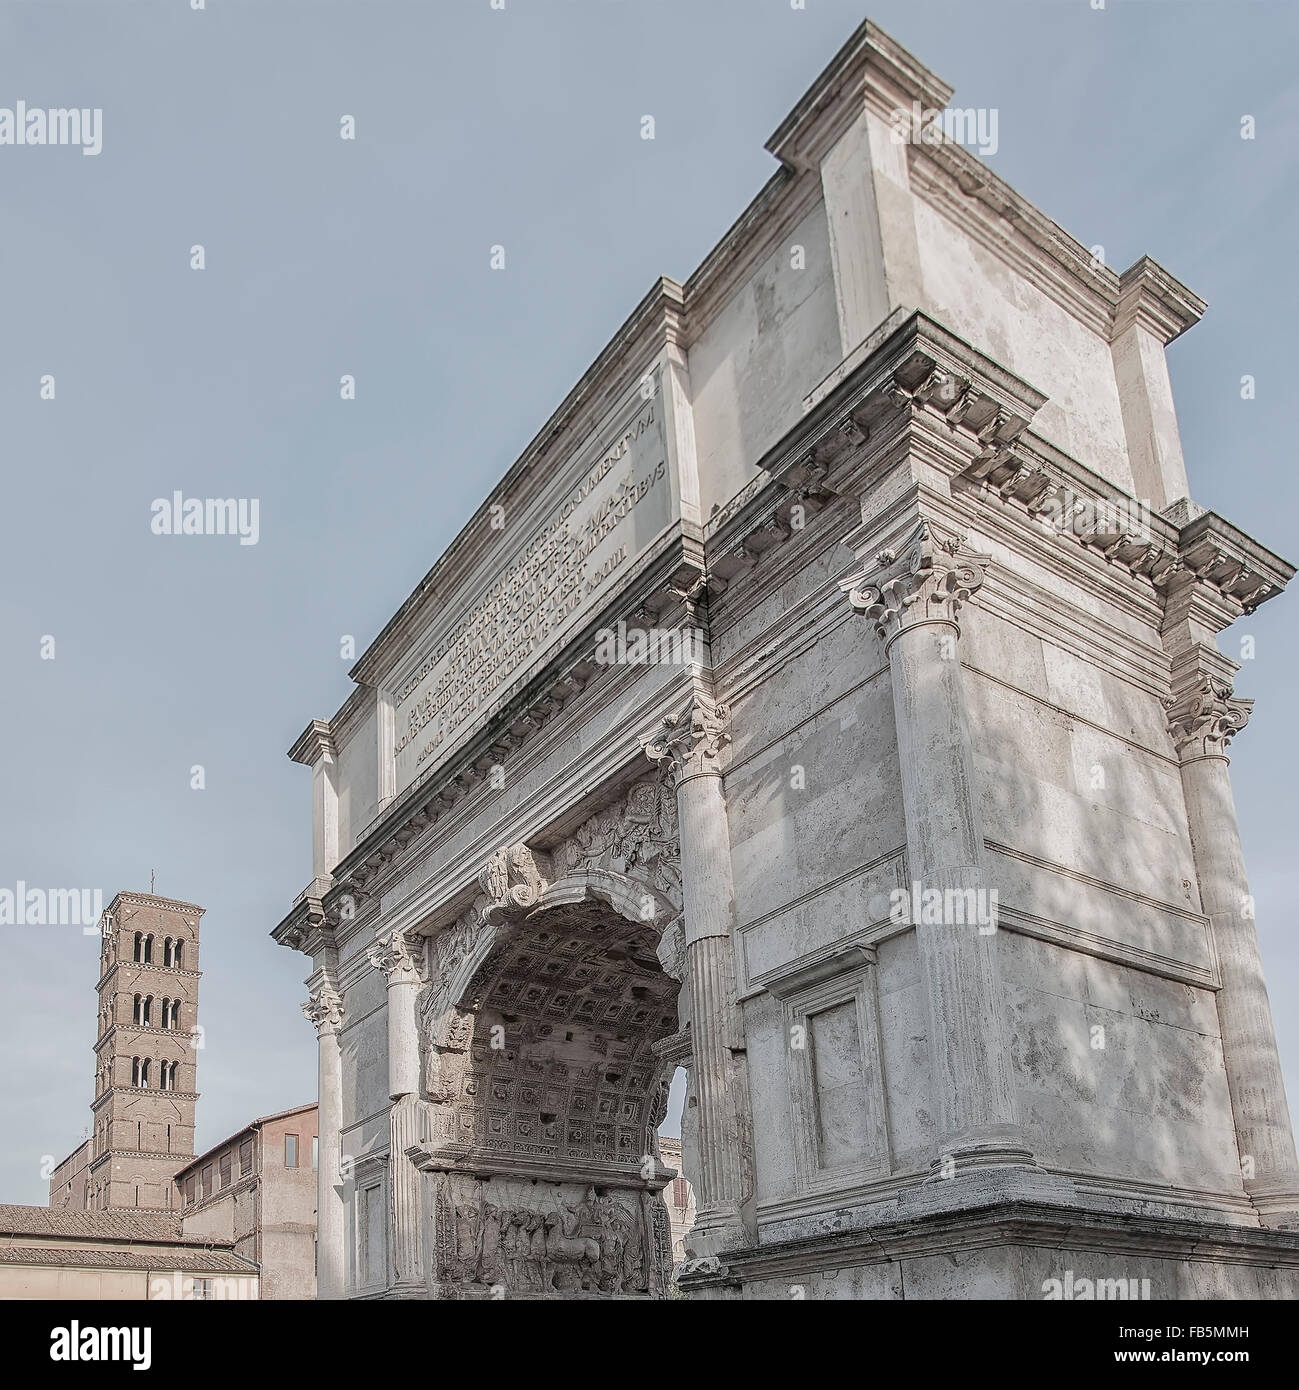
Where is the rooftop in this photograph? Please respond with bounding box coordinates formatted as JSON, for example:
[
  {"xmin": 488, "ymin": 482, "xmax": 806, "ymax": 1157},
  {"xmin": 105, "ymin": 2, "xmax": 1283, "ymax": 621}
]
[
  {"xmin": 0, "ymin": 1245, "xmax": 257, "ymax": 1274},
  {"xmin": 0, "ymin": 1204, "xmax": 223, "ymax": 1247}
]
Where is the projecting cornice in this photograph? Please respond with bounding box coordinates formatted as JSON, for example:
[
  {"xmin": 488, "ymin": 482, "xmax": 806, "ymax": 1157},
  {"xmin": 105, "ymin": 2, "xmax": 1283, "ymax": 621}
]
[
  {"xmin": 743, "ymin": 308, "xmax": 1291, "ymax": 631},
  {"xmin": 765, "ymin": 19, "xmax": 954, "ymax": 173},
  {"xmin": 1161, "ymin": 497, "xmax": 1294, "ymax": 611},
  {"xmin": 759, "ymin": 308, "xmax": 1047, "ymax": 499},
  {"xmin": 288, "ymin": 719, "xmax": 335, "ymax": 766},
  {"xmin": 108, "ymin": 892, "xmax": 205, "ymax": 918},
  {"xmin": 1112, "ymin": 256, "xmax": 1207, "ymax": 345},
  {"xmin": 272, "ymin": 876, "xmax": 336, "ymax": 956}
]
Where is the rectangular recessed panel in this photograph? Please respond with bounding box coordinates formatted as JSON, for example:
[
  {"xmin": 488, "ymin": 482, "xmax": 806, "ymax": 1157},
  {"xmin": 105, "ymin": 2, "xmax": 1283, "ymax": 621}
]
[{"xmin": 809, "ymin": 1001, "xmax": 869, "ymax": 1169}]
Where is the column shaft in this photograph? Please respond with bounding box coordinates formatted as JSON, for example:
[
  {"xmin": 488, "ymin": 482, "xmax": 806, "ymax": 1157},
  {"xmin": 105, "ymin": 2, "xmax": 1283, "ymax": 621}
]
[
  {"xmin": 310, "ymin": 1007, "xmax": 345, "ymax": 1300},
  {"xmin": 844, "ymin": 519, "xmax": 1029, "ymax": 1172},
  {"xmin": 372, "ymin": 935, "xmax": 426, "ymax": 1290},
  {"xmin": 647, "ymin": 695, "xmax": 754, "ymax": 1255},
  {"xmin": 1181, "ymin": 752, "xmax": 1299, "ymax": 1222},
  {"xmin": 889, "ymin": 622, "xmax": 1019, "ymax": 1151}
]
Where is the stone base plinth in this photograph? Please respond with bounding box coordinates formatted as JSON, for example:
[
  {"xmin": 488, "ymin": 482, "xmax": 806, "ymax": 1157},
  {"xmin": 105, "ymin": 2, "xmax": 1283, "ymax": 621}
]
[{"xmin": 674, "ymin": 1200, "xmax": 1299, "ymax": 1300}]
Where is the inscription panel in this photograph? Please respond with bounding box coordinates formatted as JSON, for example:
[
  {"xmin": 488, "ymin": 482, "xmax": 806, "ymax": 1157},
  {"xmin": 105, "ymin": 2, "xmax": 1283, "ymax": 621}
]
[{"xmin": 387, "ymin": 381, "xmax": 671, "ymax": 796}]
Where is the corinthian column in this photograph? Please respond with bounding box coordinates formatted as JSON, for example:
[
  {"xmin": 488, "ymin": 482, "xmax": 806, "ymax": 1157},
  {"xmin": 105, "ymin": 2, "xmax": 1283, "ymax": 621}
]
[
  {"xmin": 843, "ymin": 519, "xmax": 1029, "ymax": 1172},
  {"xmin": 370, "ymin": 932, "xmax": 427, "ymax": 1293},
  {"xmin": 645, "ymin": 691, "xmax": 754, "ymax": 1255},
  {"xmin": 302, "ymin": 983, "xmax": 345, "ymax": 1299},
  {"xmin": 1166, "ymin": 672, "xmax": 1299, "ymax": 1227}
]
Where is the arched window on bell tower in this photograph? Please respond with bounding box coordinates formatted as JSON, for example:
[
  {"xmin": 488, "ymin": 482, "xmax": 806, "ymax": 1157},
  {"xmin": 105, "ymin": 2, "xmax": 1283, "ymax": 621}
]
[
  {"xmin": 142, "ymin": 996, "xmax": 153, "ymax": 1027},
  {"xmin": 133, "ymin": 994, "xmax": 142, "ymax": 1025},
  {"xmin": 133, "ymin": 932, "xmax": 143, "ymax": 962},
  {"xmin": 173, "ymin": 940, "xmax": 183, "ymax": 969},
  {"xmin": 142, "ymin": 935, "xmax": 153, "ymax": 964}
]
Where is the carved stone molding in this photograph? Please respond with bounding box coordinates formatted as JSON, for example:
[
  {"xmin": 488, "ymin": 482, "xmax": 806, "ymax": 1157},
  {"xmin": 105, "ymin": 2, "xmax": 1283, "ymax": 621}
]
[
  {"xmin": 643, "ymin": 695, "xmax": 731, "ymax": 784},
  {"xmin": 1165, "ymin": 674, "xmax": 1252, "ymax": 761},
  {"xmin": 842, "ymin": 518, "xmax": 989, "ymax": 648},
  {"xmin": 479, "ymin": 843, "xmax": 550, "ymax": 924},
  {"xmin": 302, "ymin": 984, "xmax": 344, "ymax": 1034}
]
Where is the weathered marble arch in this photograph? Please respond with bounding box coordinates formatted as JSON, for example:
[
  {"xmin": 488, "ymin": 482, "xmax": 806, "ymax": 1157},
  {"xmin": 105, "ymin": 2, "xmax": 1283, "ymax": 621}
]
[{"xmin": 276, "ymin": 18, "xmax": 1299, "ymax": 1299}]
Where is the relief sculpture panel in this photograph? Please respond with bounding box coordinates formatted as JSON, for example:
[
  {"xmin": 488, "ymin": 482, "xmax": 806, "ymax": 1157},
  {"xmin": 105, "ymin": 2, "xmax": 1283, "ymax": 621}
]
[{"xmin": 433, "ymin": 1173, "xmax": 657, "ymax": 1296}]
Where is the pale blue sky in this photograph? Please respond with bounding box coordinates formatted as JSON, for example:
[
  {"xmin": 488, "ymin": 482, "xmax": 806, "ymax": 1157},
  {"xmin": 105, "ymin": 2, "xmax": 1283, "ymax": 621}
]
[{"xmin": 2, "ymin": 0, "xmax": 1296, "ymax": 1203}]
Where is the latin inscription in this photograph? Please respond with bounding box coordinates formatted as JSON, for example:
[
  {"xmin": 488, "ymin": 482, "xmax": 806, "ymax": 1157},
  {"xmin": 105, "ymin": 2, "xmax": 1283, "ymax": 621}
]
[{"xmin": 389, "ymin": 393, "xmax": 669, "ymax": 793}]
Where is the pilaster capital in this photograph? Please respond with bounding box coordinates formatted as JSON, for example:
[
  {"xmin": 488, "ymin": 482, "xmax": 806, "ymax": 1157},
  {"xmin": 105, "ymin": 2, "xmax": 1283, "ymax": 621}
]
[
  {"xmin": 302, "ymin": 984, "xmax": 345, "ymax": 1035},
  {"xmin": 1165, "ymin": 673, "xmax": 1252, "ymax": 762},
  {"xmin": 842, "ymin": 518, "xmax": 989, "ymax": 649},
  {"xmin": 644, "ymin": 694, "xmax": 731, "ymax": 784},
  {"xmin": 369, "ymin": 932, "xmax": 423, "ymax": 987}
]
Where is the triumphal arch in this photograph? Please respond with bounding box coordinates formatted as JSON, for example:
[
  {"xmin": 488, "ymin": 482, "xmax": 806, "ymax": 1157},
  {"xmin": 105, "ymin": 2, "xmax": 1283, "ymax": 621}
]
[{"xmin": 275, "ymin": 20, "xmax": 1299, "ymax": 1298}]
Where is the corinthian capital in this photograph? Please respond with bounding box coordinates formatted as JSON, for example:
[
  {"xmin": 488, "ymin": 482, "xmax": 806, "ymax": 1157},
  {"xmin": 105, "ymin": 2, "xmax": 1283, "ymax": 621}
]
[
  {"xmin": 369, "ymin": 932, "xmax": 423, "ymax": 985},
  {"xmin": 644, "ymin": 694, "xmax": 731, "ymax": 782},
  {"xmin": 1165, "ymin": 674, "xmax": 1252, "ymax": 760},
  {"xmin": 302, "ymin": 984, "xmax": 345, "ymax": 1034},
  {"xmin": 842, "ymin": 519, "xmax": 989, "ymax": 649}
]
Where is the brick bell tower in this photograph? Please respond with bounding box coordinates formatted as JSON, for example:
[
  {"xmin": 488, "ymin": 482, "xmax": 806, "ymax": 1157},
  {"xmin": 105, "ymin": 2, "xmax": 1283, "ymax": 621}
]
[{"xmin": 86, "ymin": 892, "xmax": 203, "ymax": 1211}]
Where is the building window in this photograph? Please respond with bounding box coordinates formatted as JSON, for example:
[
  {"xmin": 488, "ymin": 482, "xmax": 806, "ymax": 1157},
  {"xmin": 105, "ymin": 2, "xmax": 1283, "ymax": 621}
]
[
  {"xmin": 133, "ymin": 994, "xmax": 143, "ymax": 1025},
  {"xmin": 285, "ymin": 1134, "xmax": 298, "ymax": 1168},
  {"xmin": 219, "ymin": 1152, "xmax": 232, "ymax": 1188},
  {"xmin": 672, "ymin": 1177, "xmax": 689, "ymax": 1209},
  {"xmin": 191, "ymin": 1278, "xmax": 214, "ymax": 1301},
  {"xmin": 239, "ymin": 1138, "xmax": 253, "ymax": 1177},
  {"xmin": 142, "ymin": 935, "xmax": 153, "ymax": 964},
  {"xmin": 133, "ymin": 932, "xmax": 143, "ymax": 962},
  {"xmin": 312, "ymin": 1136, "xmax": 318, "ymax": 1172},
  {"xmin": 185, "ymin": 1176, "xmax": 196, "ymax": 1206},
  {"xmin": 202, "ymin": 1164, "xmax": 213, "ymax": 1199},
  {"xmin": 142, "ymin": 996, "xmax": 153, "ymax": 1027},
  {"xmin": 173, "ymin": 941, "xmax": 183, "ymax": 969}
]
